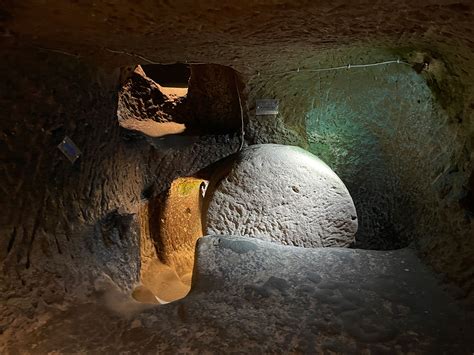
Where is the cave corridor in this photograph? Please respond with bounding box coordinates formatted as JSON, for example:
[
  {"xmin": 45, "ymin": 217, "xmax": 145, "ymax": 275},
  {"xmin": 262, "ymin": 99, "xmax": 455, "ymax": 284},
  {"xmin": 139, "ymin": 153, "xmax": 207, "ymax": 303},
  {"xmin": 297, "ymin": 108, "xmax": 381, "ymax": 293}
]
[{"xmin": 1, "ymin": 1, "xmax": 474, "ymax": 353}]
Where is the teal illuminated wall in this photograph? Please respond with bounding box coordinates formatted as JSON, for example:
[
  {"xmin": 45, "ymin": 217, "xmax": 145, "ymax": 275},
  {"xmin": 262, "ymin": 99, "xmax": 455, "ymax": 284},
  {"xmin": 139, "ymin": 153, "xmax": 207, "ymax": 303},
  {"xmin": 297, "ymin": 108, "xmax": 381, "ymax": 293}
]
[
  {"xmin": 304, "ymin": 64, "xmax": 464, "ymax": 248},
  {"xmin": 246, "ymin": 54, "xmax": 469, "ymax": 250}
]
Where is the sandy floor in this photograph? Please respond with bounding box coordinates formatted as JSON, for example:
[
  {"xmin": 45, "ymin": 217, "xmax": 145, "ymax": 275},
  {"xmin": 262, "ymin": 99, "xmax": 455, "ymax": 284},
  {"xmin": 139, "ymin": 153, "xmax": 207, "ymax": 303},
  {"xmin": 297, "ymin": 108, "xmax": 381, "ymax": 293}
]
[
  {"xmin": 119, "ymin": 119, "xmax": 186, "ymax": 138},
  {"xmin": 160, "ymin": 86, "xmax": 188, "ymax": 98},
  {"xmin": 137, "ymin": 260, "xmax": 190, "ymax": 303}
]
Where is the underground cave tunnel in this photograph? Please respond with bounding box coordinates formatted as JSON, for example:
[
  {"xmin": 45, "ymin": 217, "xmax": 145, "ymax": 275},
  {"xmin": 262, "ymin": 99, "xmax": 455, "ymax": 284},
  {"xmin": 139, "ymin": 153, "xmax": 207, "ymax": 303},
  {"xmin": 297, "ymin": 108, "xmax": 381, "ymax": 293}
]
[{"xmin": 1, "ymin": 1, "xmax": 474, "ymax": 353}]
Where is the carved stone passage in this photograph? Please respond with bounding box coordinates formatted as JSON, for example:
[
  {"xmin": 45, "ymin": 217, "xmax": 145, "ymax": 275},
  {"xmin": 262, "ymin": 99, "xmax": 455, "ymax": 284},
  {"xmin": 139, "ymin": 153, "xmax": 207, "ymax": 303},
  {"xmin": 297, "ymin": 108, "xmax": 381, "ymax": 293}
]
[
  {"xmin": 205, "ymin": 144, "xmax": 358, "ymax": 247},
  {"xmin": 117, "ymin": 65, "xmax": 187, "ymax": 138}
]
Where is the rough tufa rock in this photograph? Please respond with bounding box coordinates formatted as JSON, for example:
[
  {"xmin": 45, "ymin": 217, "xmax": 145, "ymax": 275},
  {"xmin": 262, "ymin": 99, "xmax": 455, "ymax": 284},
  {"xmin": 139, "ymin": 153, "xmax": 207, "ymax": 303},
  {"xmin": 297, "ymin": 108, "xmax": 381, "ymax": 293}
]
[{"xmin": 205, "ymin": 144, "xmax": 358, "ymax": 247}]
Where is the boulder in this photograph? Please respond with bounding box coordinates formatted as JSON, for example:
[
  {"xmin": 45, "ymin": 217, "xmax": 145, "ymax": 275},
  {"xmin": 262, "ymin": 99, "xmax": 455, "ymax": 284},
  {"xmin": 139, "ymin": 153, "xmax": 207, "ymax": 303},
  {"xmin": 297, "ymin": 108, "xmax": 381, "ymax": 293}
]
[{"xmin": 205, "ymin": 144, "xmax": 357, "ymax": 247}]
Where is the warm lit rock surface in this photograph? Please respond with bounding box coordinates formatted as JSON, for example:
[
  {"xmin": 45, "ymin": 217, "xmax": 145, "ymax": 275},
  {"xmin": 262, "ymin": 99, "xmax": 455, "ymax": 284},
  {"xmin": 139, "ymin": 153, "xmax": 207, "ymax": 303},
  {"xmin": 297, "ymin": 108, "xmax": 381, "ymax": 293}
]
[
  {"xmin": 2, "ymin": 235, "xmax": 472, "ymax": 353},
  {"xmin": 0, "ymin": 49, "xmax": 239, "ymax": 330},
  {"xmin": 206, "ymin": 144, "xmax": 357, "ymax": 247}
]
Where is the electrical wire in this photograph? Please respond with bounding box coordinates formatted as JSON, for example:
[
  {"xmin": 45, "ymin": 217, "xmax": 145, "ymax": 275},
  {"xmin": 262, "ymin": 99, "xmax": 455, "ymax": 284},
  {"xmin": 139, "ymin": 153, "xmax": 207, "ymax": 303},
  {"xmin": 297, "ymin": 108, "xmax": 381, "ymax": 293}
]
[
  {"xmin": 252, "ymin": 59, "xmax": 411, "ymax": 77},
  {"xmin": 234, "ymin": 72, "xmax": 245, "ymax": 152},
  {"xmin": 33, "ymin": 45, "xmax": 81, "ymax": 58},
  {"xmin": 104, "ymin": 48, "xmax": 208, "ymax": 65},
  {"xmin": 33, "ymin": 45, "xmax": 411, "ymax": 77}
]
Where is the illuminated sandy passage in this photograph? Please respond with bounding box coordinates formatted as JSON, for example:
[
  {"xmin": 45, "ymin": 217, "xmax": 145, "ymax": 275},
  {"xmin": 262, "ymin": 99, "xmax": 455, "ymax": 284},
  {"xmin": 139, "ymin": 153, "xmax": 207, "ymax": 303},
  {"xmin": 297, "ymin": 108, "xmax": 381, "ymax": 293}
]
[{"xmin": 136, "ymin": 177, "xmax": 208, "ymax": 304}]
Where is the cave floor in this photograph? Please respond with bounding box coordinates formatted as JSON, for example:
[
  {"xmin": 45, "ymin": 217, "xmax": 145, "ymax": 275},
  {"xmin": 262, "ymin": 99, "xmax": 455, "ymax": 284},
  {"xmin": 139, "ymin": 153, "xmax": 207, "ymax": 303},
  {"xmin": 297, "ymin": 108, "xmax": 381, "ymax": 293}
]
[{"xmin": 3, "ymin": 235, "xmax": 473, "ymax": 354}]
